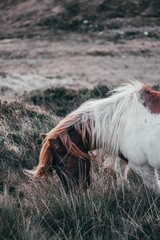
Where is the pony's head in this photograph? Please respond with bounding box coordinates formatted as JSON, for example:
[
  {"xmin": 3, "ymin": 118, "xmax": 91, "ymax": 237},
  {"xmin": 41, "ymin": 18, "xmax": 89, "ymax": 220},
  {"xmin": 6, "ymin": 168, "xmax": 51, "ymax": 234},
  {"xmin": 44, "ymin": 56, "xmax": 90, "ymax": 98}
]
[{"xmin": 34, "ymin": 125, "xmax": 91, "ymax": 178}]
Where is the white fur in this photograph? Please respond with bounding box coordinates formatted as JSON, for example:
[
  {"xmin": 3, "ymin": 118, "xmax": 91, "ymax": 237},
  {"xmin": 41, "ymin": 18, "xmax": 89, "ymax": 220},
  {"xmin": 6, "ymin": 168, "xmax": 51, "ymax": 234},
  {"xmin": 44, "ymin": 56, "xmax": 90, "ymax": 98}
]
[
  {"xmin": 46, "ymin": 80, "xmax": 160, "ymax": 193},
  {"xmin": 66, "ymin": 81, "xmax": 142, "ymax": 156},
  {"xmin": 65, "ymin": 80, "xmax": 160, "ymax": 193}
]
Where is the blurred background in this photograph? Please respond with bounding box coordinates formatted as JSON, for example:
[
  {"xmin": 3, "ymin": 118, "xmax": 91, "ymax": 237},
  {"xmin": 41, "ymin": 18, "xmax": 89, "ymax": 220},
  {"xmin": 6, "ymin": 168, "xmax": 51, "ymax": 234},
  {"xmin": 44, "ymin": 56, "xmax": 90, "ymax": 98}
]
[{"xmin": 0, "ymin": 0, "xmax": 160, "ymax": 96}]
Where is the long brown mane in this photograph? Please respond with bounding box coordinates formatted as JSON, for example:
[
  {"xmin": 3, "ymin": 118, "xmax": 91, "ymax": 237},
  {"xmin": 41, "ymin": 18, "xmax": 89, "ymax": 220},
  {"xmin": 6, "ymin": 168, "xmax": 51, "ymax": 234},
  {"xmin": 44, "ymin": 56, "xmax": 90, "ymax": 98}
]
[
  {"xmin": 34, "ymin": 116, "xmax": 92, "ymax": 177},
  {"xmin": 34, "ymin": 139, "xmax": 52, "ymax": 177}
]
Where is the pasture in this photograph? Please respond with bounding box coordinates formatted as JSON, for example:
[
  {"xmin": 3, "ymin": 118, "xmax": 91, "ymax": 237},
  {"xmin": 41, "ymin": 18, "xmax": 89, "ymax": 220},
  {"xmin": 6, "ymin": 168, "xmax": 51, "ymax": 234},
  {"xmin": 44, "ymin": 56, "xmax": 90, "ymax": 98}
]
[{"xmin": 1, "ymin": 85, "xmax": 160, "ymax": 240}]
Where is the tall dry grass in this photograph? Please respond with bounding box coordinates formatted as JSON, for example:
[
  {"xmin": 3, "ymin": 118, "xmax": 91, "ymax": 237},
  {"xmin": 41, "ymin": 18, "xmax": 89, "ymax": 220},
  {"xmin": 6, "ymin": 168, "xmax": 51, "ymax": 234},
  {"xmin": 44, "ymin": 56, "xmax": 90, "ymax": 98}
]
[{"xmin": 1, "ymin": 170, "xmax": 160, "ymax": 240}]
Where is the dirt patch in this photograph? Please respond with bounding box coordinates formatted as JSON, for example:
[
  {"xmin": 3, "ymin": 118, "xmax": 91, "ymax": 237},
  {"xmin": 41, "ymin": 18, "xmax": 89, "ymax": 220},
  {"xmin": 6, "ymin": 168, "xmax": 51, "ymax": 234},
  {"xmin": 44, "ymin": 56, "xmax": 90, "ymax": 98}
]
[
  {"xmin": 0, "ymin": 37, "xmax": 160, "ymax": 97},
  {"xmin": 0, "ymin": 1, "xmax": 160, "ymax": 94}
]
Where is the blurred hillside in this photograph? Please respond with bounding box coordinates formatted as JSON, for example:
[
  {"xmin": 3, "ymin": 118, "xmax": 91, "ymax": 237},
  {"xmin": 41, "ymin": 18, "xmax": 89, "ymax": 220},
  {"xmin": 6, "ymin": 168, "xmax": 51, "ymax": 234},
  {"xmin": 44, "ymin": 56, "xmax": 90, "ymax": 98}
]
[{"xmin": 0, "ymin": 0, "xmax": 160, "ymax": 39}]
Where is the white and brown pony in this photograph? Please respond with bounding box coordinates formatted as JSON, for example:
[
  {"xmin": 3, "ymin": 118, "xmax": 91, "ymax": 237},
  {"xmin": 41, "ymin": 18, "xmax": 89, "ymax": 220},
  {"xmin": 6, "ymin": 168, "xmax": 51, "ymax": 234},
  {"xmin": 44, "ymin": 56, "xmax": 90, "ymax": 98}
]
[{"xmin": 27, "ymin": 81, "xmax": 160, "ymax": 193}]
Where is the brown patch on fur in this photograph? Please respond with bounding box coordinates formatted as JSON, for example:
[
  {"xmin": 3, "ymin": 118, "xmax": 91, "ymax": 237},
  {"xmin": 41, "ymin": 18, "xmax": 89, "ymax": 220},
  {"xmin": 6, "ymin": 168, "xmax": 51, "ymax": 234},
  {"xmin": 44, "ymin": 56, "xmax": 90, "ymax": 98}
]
[{"xmin": 140, "ymin": 85, "xmax": 160, "ymax": 114}]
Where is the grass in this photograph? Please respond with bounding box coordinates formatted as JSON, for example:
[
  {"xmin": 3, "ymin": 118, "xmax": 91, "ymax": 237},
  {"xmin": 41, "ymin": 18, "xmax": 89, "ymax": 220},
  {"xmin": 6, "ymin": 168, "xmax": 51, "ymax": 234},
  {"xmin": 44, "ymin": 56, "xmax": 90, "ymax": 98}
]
[
  {"xmin": 1, "ymin": 172, "xmax": 160, "ymax": 240},
  {"xmin": 22, "ymin": 84, "xmax": 109, "ymax": 116},
  {"xmin": 1, "ymin": 85, "xmax": 160, "ymax": 239}
]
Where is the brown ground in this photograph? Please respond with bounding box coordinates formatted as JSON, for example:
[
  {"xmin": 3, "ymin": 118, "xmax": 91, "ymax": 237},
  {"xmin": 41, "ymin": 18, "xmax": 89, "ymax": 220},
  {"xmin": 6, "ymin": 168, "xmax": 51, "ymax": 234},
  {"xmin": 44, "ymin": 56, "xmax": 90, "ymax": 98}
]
[
  {"xmin": 1, "ymin": 35, "xmax": 160, "ymax": 96},
  {"xmin": 0, "ymin": 0, "xmax": 160, "ymax": 96}
]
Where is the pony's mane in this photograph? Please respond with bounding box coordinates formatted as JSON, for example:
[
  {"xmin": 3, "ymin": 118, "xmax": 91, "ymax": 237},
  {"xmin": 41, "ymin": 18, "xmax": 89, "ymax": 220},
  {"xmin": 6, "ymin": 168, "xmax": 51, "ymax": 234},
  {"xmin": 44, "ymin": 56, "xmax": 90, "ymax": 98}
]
[
  {"xmin": 33, "ymin": 139, "xmax": 53, "ymax": 177},
  {"xmin": 46, "ymin": 81, "xmax": 144, "ymax": 155},
  {"xmin": 33, "ymin": 80, "xmax": 146, "ymax": 177},
  {"xmin": 86, "ymin": 80, "xmax": 143, "ymax": 155}
]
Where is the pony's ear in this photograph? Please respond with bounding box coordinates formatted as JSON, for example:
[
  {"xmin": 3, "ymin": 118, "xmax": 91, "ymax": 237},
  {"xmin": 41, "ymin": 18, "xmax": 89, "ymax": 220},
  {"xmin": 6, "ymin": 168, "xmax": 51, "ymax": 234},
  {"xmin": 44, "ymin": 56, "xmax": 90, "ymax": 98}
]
[{"xmin": 41, "ymin": 133, "xmax": 47, "ymax": 140}]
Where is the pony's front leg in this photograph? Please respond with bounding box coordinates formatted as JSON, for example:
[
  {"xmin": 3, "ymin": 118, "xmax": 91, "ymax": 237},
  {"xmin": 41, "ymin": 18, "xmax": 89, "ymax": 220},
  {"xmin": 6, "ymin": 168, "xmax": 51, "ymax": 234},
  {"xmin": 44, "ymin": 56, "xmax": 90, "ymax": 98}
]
[
  {"xmin": 129, "ymin": 162, "xmax": 160, "ymax": 194},
  {"xmin": 115, "ymin": 157, "xmax": 130, "ymax": 192}
]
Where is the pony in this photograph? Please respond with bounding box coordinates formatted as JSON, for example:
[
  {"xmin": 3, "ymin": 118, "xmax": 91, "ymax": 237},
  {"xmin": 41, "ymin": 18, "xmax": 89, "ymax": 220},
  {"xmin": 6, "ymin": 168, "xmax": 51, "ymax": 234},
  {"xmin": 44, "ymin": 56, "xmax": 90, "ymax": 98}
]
[{"xmin": 27, "ymin": 81, "xmax": 160, "ymax": 194}]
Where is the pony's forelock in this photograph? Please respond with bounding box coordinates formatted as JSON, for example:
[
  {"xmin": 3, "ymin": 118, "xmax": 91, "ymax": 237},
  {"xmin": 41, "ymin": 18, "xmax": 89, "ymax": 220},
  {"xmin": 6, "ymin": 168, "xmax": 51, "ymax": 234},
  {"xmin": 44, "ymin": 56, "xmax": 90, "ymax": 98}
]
[
  {"xmin": 34, "ymin": 139, "xmax": 53, "ymax": 177},
  {"xmin": 43, "ymin": 115, "xmax": 92, "ymax": 160}
]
